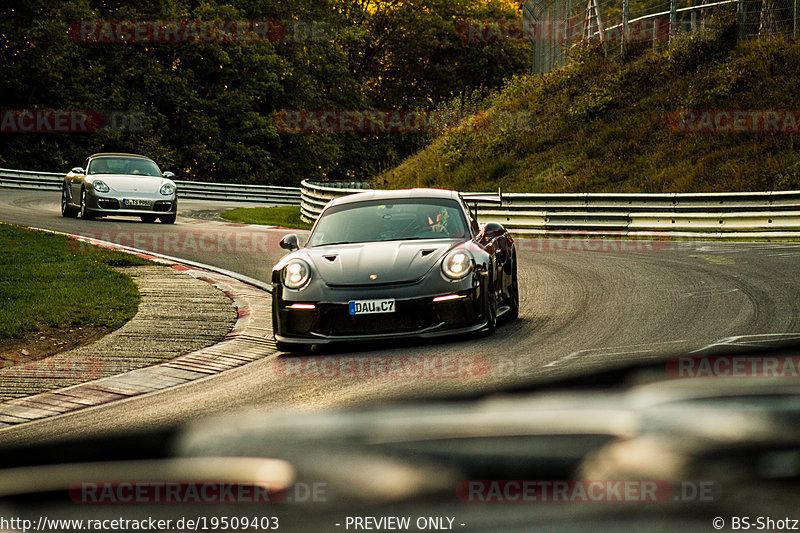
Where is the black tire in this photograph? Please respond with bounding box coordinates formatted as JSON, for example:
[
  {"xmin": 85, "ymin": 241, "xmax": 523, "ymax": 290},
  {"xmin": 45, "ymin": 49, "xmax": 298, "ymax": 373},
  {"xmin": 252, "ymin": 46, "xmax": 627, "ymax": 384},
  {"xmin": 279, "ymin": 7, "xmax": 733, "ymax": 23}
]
[
  {"xmin": 140, "ymin": 214, "xmax": 157, "ymax": 223},
  {"xmin": 159, "ymin": 213, "xmax": 176, "ymax": 224},
  {"xmin": 482, "ymin": 281, "xmax": 497, "ymax": 335},
  {"xmin": 276, "ymin": 341, "xmax": 311, "ymax": 354},
  {"xmin": 507, "ymin": 254, "xmax": 519, "ymax": 321},
  {"xmin": 61, "ymin": 185, "xmax": 78, "ymax": 218},
  {"xmin": 80, "ymin": 189, "xmax": 95, "ymax": 220}
]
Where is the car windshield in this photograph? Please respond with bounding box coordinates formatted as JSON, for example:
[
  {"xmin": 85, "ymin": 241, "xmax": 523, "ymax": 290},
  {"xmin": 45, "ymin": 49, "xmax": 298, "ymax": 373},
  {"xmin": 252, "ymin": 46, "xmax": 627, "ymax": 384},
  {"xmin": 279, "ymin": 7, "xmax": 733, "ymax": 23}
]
[
  {"xmin": 307, "ymin": 198, "xmax": 469, "ymax": 246},
  {"xmin": 88, "ymin": 157, "xmax": 161, "ymax": 177}
]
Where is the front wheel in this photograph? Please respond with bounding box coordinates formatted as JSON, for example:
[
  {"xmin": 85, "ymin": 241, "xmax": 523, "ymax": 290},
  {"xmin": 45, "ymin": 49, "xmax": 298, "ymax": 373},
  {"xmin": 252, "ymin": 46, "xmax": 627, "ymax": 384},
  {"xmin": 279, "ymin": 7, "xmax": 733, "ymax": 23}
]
[
  {"xmin": 159, "ymin": 213, "xmax": 176, "ymax": 224},
  {"xmin": 80, "ymin": 189, "xmax": 95, "ymax": 220},
  {"xmin": 61, "ymin": 185, "xmax": 78, "ymax": 218}
]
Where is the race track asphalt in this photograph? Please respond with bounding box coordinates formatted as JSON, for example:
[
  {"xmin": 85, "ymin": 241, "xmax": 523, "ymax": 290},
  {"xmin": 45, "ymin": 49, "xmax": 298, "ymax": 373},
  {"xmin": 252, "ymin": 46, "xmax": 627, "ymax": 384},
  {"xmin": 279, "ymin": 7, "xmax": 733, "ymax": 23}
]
[{"xmin": 1, "ymin": 188, "xmax": 798, "ymax": 445}]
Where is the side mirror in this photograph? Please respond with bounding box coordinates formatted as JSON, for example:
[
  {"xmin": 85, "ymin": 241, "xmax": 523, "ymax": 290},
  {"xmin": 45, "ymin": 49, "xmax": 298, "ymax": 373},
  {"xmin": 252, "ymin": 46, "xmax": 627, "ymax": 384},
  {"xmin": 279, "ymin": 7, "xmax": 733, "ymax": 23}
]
[
  {"xmin": 478, "ymin": 222, "xmax": 508, "ymax": 261},
  {"xmin": 71, "ymin": 167, "xmax": 85, "ymax": 174},
  {"xmin": 479, "ymin": 222, "xmax": 506, "ymax": 241},
  {"xmin": 280, "ymin": 234, "xmax": 299, "ymax": 251},
  {"xmin": 162, "ymin": 171, "xmax": 175, "ymax": 179}
]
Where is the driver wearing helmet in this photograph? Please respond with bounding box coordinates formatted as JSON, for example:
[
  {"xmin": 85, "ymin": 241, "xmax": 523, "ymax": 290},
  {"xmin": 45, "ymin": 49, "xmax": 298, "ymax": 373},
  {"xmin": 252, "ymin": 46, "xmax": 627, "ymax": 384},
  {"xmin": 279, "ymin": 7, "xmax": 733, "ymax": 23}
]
[{"xmin": 419, "ymin": 205, "xmax": 447, "ymax": 234}]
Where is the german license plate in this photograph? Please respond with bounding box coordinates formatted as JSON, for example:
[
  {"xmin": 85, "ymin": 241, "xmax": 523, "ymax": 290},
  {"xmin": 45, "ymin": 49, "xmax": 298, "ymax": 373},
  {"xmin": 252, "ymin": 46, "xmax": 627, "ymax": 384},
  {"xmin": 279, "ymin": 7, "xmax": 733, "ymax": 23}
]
[
  {"xmin": 349, "ymin": 299, "xmax": 395, "ymax": 315},
  {"xmin": 123, "ymin": 199, "xmax": 151, "ymax": 207}
]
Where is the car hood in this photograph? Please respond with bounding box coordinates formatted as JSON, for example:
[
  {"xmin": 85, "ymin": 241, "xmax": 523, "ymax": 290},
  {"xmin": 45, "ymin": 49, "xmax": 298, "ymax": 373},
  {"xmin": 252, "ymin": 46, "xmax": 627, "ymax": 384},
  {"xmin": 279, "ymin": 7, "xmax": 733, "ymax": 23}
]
[
  {"xmin": 88, "ymin": 174, "xmax": 166, "ymax": 193},
  {"xmin": 305, "ymin": 239, "xmax": 458, "ymax": 286}
]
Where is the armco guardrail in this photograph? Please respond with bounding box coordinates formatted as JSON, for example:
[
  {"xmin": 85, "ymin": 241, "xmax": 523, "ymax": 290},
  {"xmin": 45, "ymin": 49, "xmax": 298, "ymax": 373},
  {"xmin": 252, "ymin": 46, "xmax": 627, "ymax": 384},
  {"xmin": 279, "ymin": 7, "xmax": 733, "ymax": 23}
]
[
  {"xmin": 5, "ymin": 169, "xmax": 799, "ymax": 237},
  {"xmin": 300, "ymin": 180, "xmax": 370, "ymax": 223},
  {"xmin": 301, "ymin": 180, "xmax": 800, "ymax": 238},
  {"xmin": 174, "ymin": 181, "xmax": 300, "ymax": 204},
  {"xmin": 0, "ymin": 168, "xmax": 301, "ymax": 205},
  {"xmin": 0, "ymin": 168, "xmax": 64, "ymax": 190}
]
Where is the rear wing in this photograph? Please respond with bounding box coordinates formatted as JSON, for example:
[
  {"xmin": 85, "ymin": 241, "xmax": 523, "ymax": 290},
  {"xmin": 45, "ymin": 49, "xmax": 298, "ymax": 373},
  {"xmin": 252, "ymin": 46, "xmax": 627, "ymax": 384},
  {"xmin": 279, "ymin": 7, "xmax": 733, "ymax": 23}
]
[{"xmin": 460, "ymin": 189, "xmax": 503, "ymax": 221}]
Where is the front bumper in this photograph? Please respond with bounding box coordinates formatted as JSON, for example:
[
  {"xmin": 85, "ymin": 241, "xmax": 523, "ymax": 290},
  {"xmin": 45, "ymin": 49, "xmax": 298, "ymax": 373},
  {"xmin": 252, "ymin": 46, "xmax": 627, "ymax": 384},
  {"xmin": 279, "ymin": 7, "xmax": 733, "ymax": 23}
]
[
  {"xmin": 273, "ymin": 286, "xmax": 489, "ymax": 344},
  {"xmin": 85, "ymin": 191, "xmax": 177, "ymax": 216}
]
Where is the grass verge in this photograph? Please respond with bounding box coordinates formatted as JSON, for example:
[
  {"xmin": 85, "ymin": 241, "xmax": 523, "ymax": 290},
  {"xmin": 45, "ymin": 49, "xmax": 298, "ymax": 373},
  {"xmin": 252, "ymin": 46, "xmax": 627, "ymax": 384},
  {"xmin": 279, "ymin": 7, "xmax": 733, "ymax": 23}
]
[
  {"xmin": 220, "ymin": 206, "xmax": 312, "ymax": 230},
  {"xmin": 0, "ymin": 224, "xmax": 149, "ymax": 340}
]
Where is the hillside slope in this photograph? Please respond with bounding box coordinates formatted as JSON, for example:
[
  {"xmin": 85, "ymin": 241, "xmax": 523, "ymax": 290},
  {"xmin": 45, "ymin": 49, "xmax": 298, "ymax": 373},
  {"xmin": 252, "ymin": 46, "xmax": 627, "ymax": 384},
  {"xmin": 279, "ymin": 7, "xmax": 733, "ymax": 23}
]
[{"xmin": 377, "ymin": 27, "xmax": 800, "ymax": 193}]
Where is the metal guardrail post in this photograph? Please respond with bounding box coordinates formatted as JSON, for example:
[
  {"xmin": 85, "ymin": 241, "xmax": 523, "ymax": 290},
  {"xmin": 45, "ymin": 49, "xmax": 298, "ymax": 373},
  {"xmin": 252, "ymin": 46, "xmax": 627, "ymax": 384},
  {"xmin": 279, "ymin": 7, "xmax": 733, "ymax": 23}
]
[
  {"xmin": 565, "ymin": 0, "xmax": 573, "ymax": 65},
  {"xmin": 653, "ymin": 19, "xmax": 658, "ymax": 49},
  {"xmin": 622, "ymin": 0, "xmax": 630, "ymax": 56},
  {"xmin": 670, "ymin": 0, "xmax": 678, "ymax": 40},
  {"xmin": 739, "ymin": 0, "xmax": 747, "ymax": 38}
]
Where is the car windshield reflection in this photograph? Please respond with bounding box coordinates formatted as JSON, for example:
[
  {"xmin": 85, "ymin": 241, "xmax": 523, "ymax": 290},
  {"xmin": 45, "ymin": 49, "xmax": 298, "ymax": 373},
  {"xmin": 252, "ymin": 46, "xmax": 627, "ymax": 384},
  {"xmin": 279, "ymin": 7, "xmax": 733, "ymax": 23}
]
[
  {"xmin": 308, "ymin": 198, "xmax": 469, "ymax": 247},
  {"xmin": 88, "ymin": 157, "xmax": 162, "ymax": 177}
]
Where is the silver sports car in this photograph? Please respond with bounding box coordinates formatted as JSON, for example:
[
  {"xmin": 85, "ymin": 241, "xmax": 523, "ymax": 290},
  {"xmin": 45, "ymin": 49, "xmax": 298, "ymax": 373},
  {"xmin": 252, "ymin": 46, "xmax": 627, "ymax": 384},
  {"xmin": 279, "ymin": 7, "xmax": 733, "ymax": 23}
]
[{"xmin": 61, "ymin": 153, "xmax": 178, "ymax": 223}]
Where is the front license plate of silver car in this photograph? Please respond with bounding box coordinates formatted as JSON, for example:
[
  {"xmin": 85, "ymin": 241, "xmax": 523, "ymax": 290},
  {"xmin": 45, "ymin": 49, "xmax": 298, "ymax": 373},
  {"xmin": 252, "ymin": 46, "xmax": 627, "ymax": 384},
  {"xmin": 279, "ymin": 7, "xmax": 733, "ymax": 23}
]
[
  {"xmin": 123, "ymin": 199, "xmax": 151, "ymax": 207},
  {"xmin": 349, "ymin": 299, "xmax": 395, "ymax": 315}
]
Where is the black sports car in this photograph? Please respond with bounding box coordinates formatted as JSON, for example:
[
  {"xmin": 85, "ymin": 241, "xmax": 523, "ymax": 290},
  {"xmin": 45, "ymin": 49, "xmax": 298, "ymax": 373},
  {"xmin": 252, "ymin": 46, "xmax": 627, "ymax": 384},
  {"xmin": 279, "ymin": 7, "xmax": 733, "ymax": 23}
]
[{"xmin": 272, "ymin": 188, "xmax": 518, "ymax": 352}]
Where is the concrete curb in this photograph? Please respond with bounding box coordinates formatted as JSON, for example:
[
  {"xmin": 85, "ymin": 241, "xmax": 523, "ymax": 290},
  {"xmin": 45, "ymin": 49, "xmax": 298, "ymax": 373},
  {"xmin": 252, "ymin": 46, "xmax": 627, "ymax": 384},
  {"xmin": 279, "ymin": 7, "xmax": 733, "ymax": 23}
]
[{"xmin": 0, "ymin": 237, "xmax": 275, "ymax": 430}]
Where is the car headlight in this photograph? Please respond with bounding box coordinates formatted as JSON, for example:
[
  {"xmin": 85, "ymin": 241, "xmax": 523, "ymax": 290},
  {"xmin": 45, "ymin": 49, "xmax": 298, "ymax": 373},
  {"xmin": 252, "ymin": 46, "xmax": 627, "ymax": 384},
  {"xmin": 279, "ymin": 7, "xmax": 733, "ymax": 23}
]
[
  {"xmin": 160, "ymin": 183, "xmax": 176, "ymax": 196},
  {"xmin": 284, "ymin": 259, "xmax": 311, "ymax": 289},
  {"xmin": 442, "ymin": 250, "xmax": 473, "ymax": 280},
  {"xmin": 92, "ymin": 180, "xmax": 110, "ymax": 193}
]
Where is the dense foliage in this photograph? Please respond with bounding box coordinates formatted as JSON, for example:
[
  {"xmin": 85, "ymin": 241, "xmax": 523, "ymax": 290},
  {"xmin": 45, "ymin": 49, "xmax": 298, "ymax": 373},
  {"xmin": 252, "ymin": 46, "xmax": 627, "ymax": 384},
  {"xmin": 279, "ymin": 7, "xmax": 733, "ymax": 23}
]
[{"xmin": 0, "ymin": 0, "xmax": 530, "ymax": 185}]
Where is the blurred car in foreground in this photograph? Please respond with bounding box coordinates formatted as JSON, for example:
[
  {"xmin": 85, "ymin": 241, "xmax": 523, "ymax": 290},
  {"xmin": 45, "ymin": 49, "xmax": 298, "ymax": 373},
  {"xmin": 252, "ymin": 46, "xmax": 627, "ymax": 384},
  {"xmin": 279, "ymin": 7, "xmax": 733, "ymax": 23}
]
[
  {"xmin": 61, "ymin": 153, "xmax": 177, "ymax": 223},
  {"xmin": 0, "ymin": 343, "xmax": 798, "ymax": 532}
]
